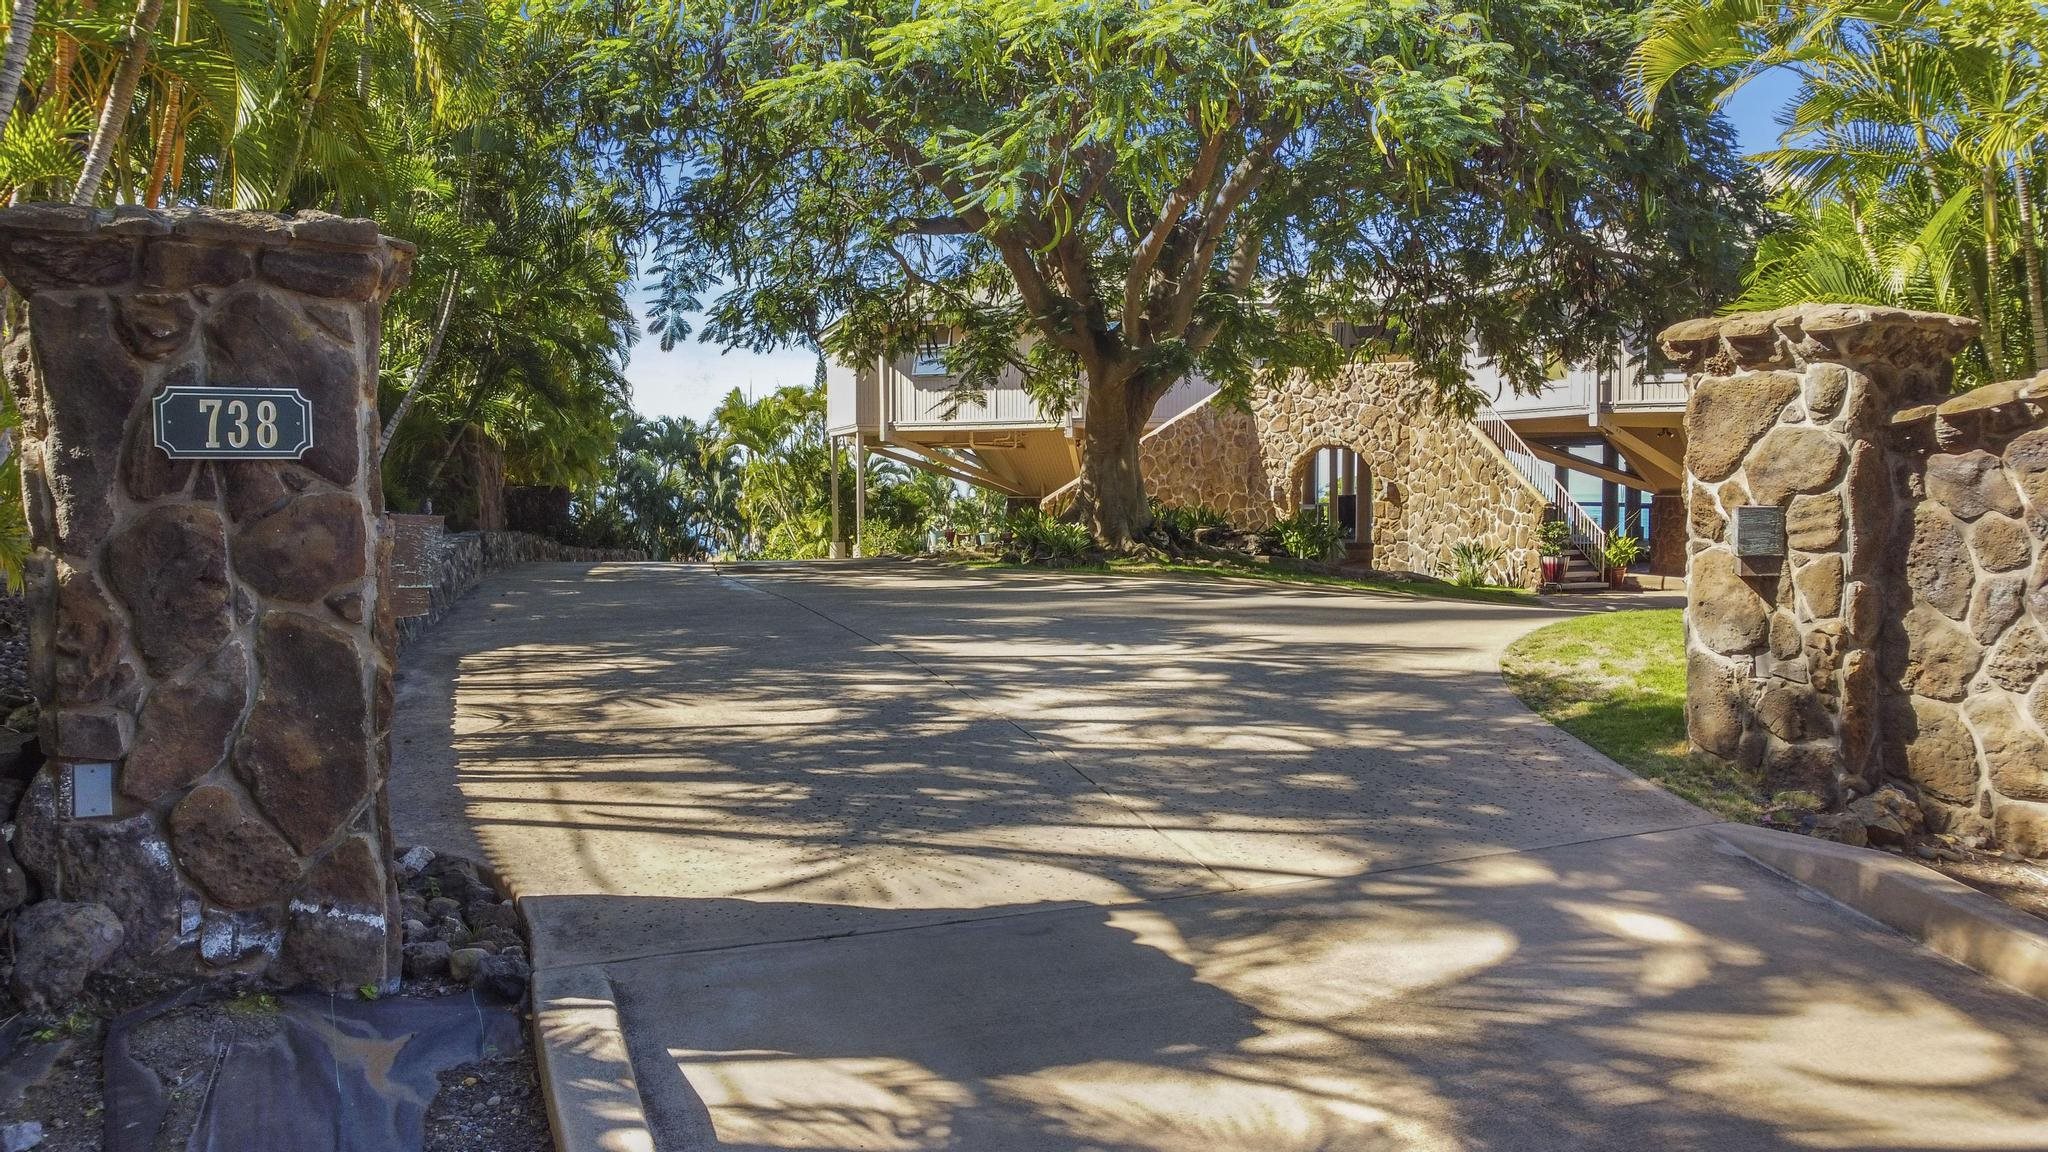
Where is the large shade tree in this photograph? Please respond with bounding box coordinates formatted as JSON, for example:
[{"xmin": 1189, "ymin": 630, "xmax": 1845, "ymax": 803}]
[{"xmin": 587, "ymin": 0, "xmax": 1759, "ymax": 546}]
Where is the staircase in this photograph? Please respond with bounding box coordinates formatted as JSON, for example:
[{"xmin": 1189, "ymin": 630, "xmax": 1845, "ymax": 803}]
[
  {"xmin": 1469, "ymin": 405, "xmax": 1618, "ymax": 592},
  {"xmin": 1553, "ymin": 549, "xmax": 1609, "ymax": 592}
]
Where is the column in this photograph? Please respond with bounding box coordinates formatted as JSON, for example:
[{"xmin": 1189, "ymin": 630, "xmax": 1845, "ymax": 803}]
[
  {"xmin": 1661, "ymin": 304, "xmax": 1975, "ymax": 802},
  {"xmin": 1, "ymin": 205, "xmax": 412, "ymax": 992}
]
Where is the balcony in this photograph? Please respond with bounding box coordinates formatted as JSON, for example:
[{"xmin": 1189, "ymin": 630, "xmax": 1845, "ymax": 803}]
[{"xmin": 1474, "ymin": 356, "xmax": 1688, "ymax": 423}]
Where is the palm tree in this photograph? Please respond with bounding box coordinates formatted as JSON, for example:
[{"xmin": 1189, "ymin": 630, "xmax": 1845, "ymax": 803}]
[
  {"xmin": 1629, "ymin": 0, "xmax": 2046, "ymax": 382},
  {"xmin": 71, "ymin": 0, "xmax": 166, "ymax": 204},
  {"xmin": 0, "ymin": 0, "xmax": 40, "ymax": 136}
]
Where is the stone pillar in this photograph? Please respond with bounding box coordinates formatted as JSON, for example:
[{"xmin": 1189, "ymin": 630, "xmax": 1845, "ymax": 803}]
[
  {"xmin": 0, "ymin": 205, "xmax": 412, "ymax": 989},
  {"xmin": 1648, "ymin": 490, "xmax": 1686, "ymax": 576},
  {"xmin": 1659, "ymin": 305, "xmax": 1976, "ymax": 802},
  {"xmin": 1885, "ymin": 378, "xmax": 2048, "ymax": 855}
]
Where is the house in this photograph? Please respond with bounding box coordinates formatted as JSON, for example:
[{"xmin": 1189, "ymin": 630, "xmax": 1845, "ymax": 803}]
[{"xmin": 824, "ymin": 332, "xmax": 1687, "ymax": 587}]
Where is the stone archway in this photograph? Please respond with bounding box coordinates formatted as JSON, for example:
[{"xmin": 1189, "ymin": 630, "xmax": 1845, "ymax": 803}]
[{"xmin": 1291, "ymin": 444, "xmax": 1370, "ymax": 559}]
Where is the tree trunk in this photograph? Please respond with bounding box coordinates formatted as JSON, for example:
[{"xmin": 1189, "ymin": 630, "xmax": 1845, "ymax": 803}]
[
  {"xmin": 379, "ymin": 266, "xmax": 459, "ymax": 457},
  {"xmin": 2015, "ymin": 162, "xmax": 2048, "ymax": 371},
  {"xmin": 142, "ymin": 85, "xmax": 179, "ymax": 206},
  {"xmin": 71, "ymin": 0, "xmax": 166, "ymax": 206},
  {"xmin": 1072, "ymin": 370, "xmax": 1152, "ymax": 550},
  {"xmin": 0, "ymin": 0, "xmax": 39, "ymax": 137},
  {"xmin": 1983, "ymin": 166, "xmax": 2008, "ymax": 381},
  {"xmin": 273, "ymin": 6, "xmax": 337, "ymax": 209}
]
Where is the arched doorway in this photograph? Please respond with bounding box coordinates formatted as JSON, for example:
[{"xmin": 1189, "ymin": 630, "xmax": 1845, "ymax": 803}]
[{"xmin": 1294, "ymin": 445, "xmax": 1369, "ymax": 555}]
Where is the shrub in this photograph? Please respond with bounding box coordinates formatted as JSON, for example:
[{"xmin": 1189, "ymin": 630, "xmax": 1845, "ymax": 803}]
[
  {"xmin": 1153, "ymin": 501, "xmax": 1230, "ymax": 538},
  {"xmin": 1443, "ymin": 540, "xmax": 1507, "ymax": 587},
  {"xmin": 1005, "ymin": 509, "xmax": 1094, "ymax": 564},
  {"xmin": 1604, "ymin": 533, "xmax": 1644, "ymax": 571},
  {"xmin": 861, "ymin": 521, "xmax": 925, "ymax": 556},
  {"xmin": 1536, "ymin": 519, "xmax": 1571, "ymax": 556},
  {"xmin": 1273, "ymin": 510, "xmax": 1344, "ymax": 561}
]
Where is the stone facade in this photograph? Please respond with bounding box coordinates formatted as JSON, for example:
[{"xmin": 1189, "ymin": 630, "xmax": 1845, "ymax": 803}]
[
  {"xmin": 1136, "ymin": 363, "xmax": 1549, "ymax": 586},
  {"xmin": 0, "ymin": 205, "xmax": 414, "ymax": 986},
  {"xmin": 1664, "ymin": 303, "xmax": 2048, "ymax": 858}
]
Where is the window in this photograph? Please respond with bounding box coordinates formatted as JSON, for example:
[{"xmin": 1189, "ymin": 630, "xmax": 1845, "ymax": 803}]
[{"xmin": 912, "ymin": 328, "xmax": 953, "ymax": 376}]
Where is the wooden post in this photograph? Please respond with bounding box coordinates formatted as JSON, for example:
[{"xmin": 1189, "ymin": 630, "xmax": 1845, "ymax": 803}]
[
  {"xmin": 829, "ymin": 435, "xmax": 844, "ymax": 558},
  {"xmin": 853, "ymin": 433, "xmax": 867, "ymax": 558}
]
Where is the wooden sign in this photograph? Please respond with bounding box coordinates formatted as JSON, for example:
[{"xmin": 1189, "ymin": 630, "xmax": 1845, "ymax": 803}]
[{"xmin": 153, "ymin": 386, "xmax": 313, "ymax": 460}]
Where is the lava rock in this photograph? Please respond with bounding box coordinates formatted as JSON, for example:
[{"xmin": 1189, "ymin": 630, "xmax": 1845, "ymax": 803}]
[
  {"xmin": 0, "ymin": 836, "xmax": 28, "ymax": 914},
  {"xmin": 467, "ymin": 899, "xmax": 519, "ymax": 932},
  {"xmin": 395, "ymin": 845, "xmax": 435, "ymax": 878},
  {"xmin": 473, "ymin": 953, "xmax": 531, "ymax": 1003},
  {"xmin": 10, "ymin": 901, "xmax": 123, "ymax": 1010},
  {"xmin": 403, "ymin": 939, "xmax": 453, "ymax": 979},
  {"xmin": 449, "ymin": 946, "xmax": 490, "ymax": 983},
  {"xmin": 2, "ymin": 1120, "xmax": 45, "ymax": 1152}
]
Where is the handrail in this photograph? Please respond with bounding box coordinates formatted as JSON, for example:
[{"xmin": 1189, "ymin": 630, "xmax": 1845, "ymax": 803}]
[{"xmin": 1471, "ymin": 404, "xmax": 1609, "ymax": 563}]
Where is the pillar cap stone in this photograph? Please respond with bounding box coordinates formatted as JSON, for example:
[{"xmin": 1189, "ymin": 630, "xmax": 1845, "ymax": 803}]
[
  {"xmin": 0, "ymin": 204, "xmax": 413, "ymax": 298},
  {"xmin": 1658, "ymin": 304, "xmax": 1979, "ymax": 373},
  {"xmin": 1929, "ymin": 374, "xmax": 2041, "ymax": 419}
]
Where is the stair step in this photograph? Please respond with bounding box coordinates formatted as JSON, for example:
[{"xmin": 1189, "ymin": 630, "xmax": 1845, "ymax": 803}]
[{"xmin": 1555, "ymin": 580, "xmax": 1611, "ymax": 591}]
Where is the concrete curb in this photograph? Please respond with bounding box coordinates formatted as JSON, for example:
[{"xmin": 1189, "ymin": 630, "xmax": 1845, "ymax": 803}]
[
  {"xmin": 1713, "ymin": 823, "xmax": 2048, "ymax": 1000},
  {"xmin": 532, "ymin": 966, "xmax": 656, "ymax": 1152}
]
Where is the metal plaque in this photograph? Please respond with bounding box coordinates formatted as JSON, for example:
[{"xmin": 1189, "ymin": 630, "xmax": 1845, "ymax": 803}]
[
  {"xmin": 153, "ymin": 386, "xmax": 313, "ymax": 460},
  {"xmin": 69, "ymin": 762, "xmax": 115, "ymax": 818},
  {"xmin": 1731, "ymin": 505, "xmax": 1787, "ymax": 559}
]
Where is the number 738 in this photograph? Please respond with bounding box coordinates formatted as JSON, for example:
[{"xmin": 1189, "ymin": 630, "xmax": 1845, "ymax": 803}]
[{"xmin": 196, "ymin": 396, "xmax": 281, "ymax": 450}]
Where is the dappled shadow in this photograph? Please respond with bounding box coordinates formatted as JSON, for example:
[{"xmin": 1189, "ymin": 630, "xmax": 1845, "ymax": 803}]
[
  {"xmin": 392, "ymin": 561, "xmax": 2048, "ymax": 1151},
  {"xmin": 566, "ymin": 843, "xmax": 2048, "ymax": 1151},
  {"xmin": 395, "ymin": 561, "xmax": 1708, "ymax": 963}
]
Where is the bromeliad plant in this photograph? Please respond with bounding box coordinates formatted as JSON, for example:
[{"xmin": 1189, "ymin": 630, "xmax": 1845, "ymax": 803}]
[
  {"xmin": 1273, "ymin": 509, "xmax": 1344, "ymax": 562},
  {"xmin": 1444, "ymin": 540, "xmax": 1508, "ymax": 587},
  {"xmin": 1603, "ymin": 532, "xmax": 1645, "ymax": 588}
]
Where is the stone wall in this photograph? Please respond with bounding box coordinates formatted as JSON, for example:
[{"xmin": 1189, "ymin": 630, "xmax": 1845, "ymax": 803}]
[
  {"xmin": 1885, "ymin": 377, "xmax": 2048, "ymax": 857},
  {"xmin": 1136, "ymin": 363, "xmax": 1549, "ymax": 586},
  {"xmin": 0, "ymin": 205, "xmax": 413, "ymax": 988},
  {"xmin": 1664, "ymin": 303, "xmax": 2048, "ymax": 859},
  {"xmin": 395, "ymin": 528, "xmax": 646, "ymax": 650}
]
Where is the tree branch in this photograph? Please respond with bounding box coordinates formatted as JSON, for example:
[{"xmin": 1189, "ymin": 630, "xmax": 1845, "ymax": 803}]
[
  {"xmin": 1121, "ymin": 124, "xmax": 1233, "ymax": 338},
  {"xmin": 1158, "ymin": 126, "xmax": 1285, "ymax": 338},
  {"xmin": 889, "ymin": 215, "xmax": 974, "ymax": 235}
]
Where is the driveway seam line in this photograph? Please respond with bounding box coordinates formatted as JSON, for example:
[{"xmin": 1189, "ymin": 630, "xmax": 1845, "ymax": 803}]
[
  {"xmin": 711, "ymin": 563, "xmax": 1239, "ymax": 891},
  {"xmin": 535, "ymin": 815, "xmax": 1725, "ymax": 973}
]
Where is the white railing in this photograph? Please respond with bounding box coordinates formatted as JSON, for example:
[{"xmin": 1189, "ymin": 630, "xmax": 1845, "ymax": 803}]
[
  {"xmin": 883, "ymin": 365, "xmax": 1220, "ymax": 432},
  {"xmin": 887, "ymin": 363, "xmax": 1054, "ymax": 427},
  {"xmin": 1472, "ymin": 405, "xmax": 1609, "ymax": 563},
  {"xmin": 1145, "ymin": 376, "xmax": 1220, "ymax": 427},
  {"xmin": 1476, "ymin": 353, "xmax": 1688, "ymax": 420},
  {"xmin": 1603, "ymin": 370, "xmax": 1688, "ymax": 410}
]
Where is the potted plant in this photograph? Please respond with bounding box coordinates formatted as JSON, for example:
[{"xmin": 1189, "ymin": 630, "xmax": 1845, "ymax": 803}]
[
  {"xmin": 1536, "ymin": 519, "xmax": 1571, "ymax": 585},
  {"xmin": 1603, "ymin": 533, "xmax": 1643, "ymax": 590}
]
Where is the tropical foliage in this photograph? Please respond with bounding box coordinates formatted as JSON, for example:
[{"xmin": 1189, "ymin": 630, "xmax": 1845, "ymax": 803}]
[
  {"xmin": 577, "ymin": 389, "xmax": 992, "ymax": 560},
  {"xmin": 0, "ymin": 0, "xmax": 641, "ymax": 525},
  {"xmin": 1633, "ymin": 0, "xmax": 2048, "ymax": 384}
]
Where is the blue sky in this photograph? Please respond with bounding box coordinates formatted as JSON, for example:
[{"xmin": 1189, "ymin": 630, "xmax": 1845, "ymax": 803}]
[{"xmin": 622, "ymin": 75, "xmax": 1800, "ymax": 422}]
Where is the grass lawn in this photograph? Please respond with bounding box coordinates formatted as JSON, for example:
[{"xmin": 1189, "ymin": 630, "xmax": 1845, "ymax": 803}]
[
  {"xmin": 1501, "ymin": 608, "xmax": 1767, "ymax": 822},
  {"xmin": 961, "ymin": 555, "xmax": 1537, "ymax": 605}
]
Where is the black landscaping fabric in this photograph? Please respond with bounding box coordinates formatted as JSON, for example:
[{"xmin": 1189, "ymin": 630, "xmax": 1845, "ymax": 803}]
[{"xmin": 105, "ymin": 989, "xmax": 522, "ymax": 1152}]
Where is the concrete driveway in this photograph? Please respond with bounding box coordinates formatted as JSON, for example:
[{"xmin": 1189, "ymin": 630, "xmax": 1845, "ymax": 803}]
[{"xmin": 392, "ymin": 561, "xmax": 2048, "ymax": 1152}]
